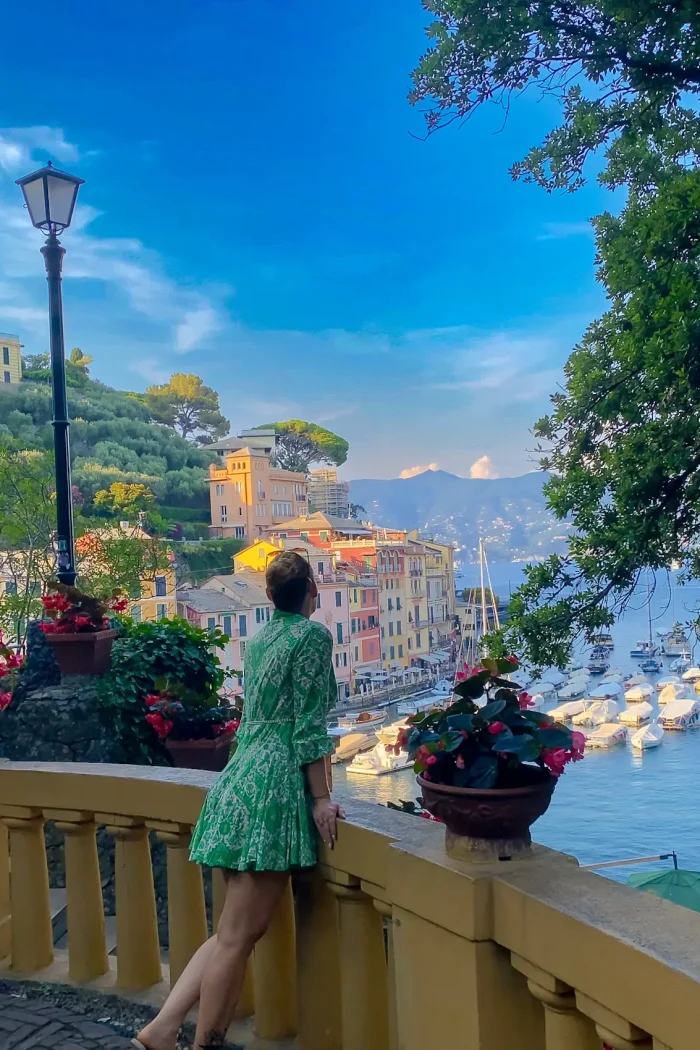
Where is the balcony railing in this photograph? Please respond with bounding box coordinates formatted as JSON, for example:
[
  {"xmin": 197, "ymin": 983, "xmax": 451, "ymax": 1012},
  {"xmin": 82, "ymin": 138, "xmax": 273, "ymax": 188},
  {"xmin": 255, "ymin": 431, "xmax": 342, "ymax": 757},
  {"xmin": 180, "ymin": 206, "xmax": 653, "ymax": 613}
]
[
  {"xmin": 409, "ymin": 569, "xmax": 423, "ymax": 577},
  {"xmin": 1, "ymin": 761, "xmax": 699, "ymax": 1050}
]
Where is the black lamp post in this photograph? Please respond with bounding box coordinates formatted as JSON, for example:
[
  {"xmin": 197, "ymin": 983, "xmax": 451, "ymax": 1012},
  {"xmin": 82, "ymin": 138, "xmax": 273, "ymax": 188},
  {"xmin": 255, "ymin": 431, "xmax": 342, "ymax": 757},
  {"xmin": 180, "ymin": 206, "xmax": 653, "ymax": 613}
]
[{"xmin": 16, "ymin": 162, "xmax": 84, "ymax": 586}]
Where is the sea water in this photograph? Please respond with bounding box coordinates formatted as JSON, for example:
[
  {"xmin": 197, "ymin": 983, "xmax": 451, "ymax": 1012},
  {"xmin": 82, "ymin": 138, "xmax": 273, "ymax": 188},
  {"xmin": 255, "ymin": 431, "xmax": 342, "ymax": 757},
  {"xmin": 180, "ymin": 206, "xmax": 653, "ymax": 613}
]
[{"xmin": 333, "ymin": 565, "xmax": 700, "ymax": 882}]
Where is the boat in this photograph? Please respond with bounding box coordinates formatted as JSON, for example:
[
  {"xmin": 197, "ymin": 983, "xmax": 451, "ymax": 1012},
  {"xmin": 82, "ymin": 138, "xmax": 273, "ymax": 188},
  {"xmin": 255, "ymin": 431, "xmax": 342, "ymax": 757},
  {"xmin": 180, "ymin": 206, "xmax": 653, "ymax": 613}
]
[
  {"xmin": 587, "ymin": 648, "xmax": 610, "ymax": 674},
  {"xmin": 631, "ymin": 723, "xmax": 664, "ymax": 750},
  {"xmin": 586, "ymin": 723, "xmax": 628, "ymax": 748},
  {"xmin": 529, "ymin": 680, "xmax": 558, "ymax": 700},
  {"xmin": 331, "ymin": 731, "xmax": 377, "ymax": 764},
  {"xmin": 396, "ymin": 692, "xmax": 447, "ymax": 717},
  {"xmin": 346, "ymin": 720, "xmax": 412, "ymax": 775},
  {"xmin": 625, "ymin": 673, "xmax": 649, "ymax": 688},
  {"xmin": 640, "ymin": 657, "xmax": 663, "ymax": 675},
  {"xmin": 601, "ymin": 672, "xmax": 623, "ymax": 685},
  {"xmin": 592, "ymin": 632, "xmax": 614, "ymax": 650},
  {"xmin": 589, "ymin": 682, "xmax": 621, "ymax": 700},
  {"xmin": 549, "ymin": 699, "xmax": 589, "ymax": 719},
  {"xmin": 630, "ymin": 640, "xmax": 659, "ymax": 659},
  {"xmin": 619, "ymin": 701, "xmax": 654, "ymax": 726},
  {"xmin": 626, "ymin": 683, "xmax": 654, "ymax": 702},
  {"xmin": 603, "ymin": 667, "xmax": 623, "ymax": 679},
  {"xmin": 656, "ymin": 676, "xmax": 681, "ymax": 692},
  {"xmin": 527, "ymin": 693, "xmax": 545, "ymax": 710},
  {"xmin": 658, "ymin": 698, "xmax": 700, "ymax": 730},
  {"xmin": 663, "ymin": 624, "xmax": 691, "ymax": 659},
  {"xmin": 432, "ymin": 678, "xmax": 454, "ymax": 697},
  {"xmin": 557, "ymin": 682, "xmax": 587, "ymax": 700},
  {"xmin": 670, "ymin": 657, "xmax": 691, "ymax": 674},
  {"xmin": 658, "ymin": 683, "xmax": 689, "ymax": 706},
  {"xmin": 337, "ymin": 709, "xmax": 387, "ymax": 730},
  {"xmin": 682, "ymin": 667, "xmax": 700, "ymax": 682},
  {"xmin": 572, "ymin": 699, "xmax": 620, "ymax": 726}
]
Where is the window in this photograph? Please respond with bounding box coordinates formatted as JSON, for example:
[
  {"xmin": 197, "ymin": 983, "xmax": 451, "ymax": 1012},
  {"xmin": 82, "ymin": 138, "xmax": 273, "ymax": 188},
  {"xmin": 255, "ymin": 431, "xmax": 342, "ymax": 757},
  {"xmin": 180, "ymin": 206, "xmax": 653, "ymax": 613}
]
[
  {"xmin": 266, "ymin": 608, "xmax": 271, "ymax": 620},
  {"xmin": 2, "ymin": 347, "xmax": 8, "ymax": 365},
  {"xmin": 390, "ymin": 645, "xmax": 395, "ymax": 660},
  {"xmin": 398, "ymin": 645, "xmax": 403, "ymax": 658},
  {"xmin": 335, "ymin": 654, "xmax": 340, "ymax": 668},
  {"xmin": 239, "ymin": 615, "xmax": 247, "ymax": 638},
  {"xmin": 3, "ymin": 372, "xmax": 9, "ymax": 384},
  {"xmin": 235, "ymin": 526, "xmax": 245, "ymax": 539},
  {"xmin": 353, "ymin": 588, "xmax": 358, "ymax": 603},
  {"xmin": 155, "ymin": 576, "xmax": 167, "ymax": 597},
  {"xmin": 368, "ymin": 615, "xmax": 376, "ymax": 628},
  {"xmin": 336, "ymin": 622, "xmax": 343, "ymax": 644},
  {"xmin": 207, "ymin": 616, "xmax": 216, "ymax": 629},
  {"xmin": 343, "ymin": 652, "xmax": 347, "ymax": 667},
  {"xmin": 157, "ymin": 603, "xmax": 168, "ymax": 620},
  {"xmin": 408, "ymin": 638, "xmax": 412, "ymax": 650},
  {"xmin": 235, "ymin": 482, "xmax": 242, "ymax": 494},
  {"xmin": 381, "ymin": 626, "xmax": 385, "ymax": 638},
  {"xmin": 220, "ymin": 505, "xmax": 228, "ymax": 523},
  {"xmin": 317, "ymin": 562, "xmax": 324, "ymax": 577},
  {"xmin": 301, "ymin": 532, "xmax": 309, "ymax": 542},
  {"xmin": 354, "ymin": 646, "xmax": 359, "ymax": 661},
  {"xmin": 3, "ymin": 581, "xmax": 17, "ymax": 596},
  {"xmin": 240, "ymin": 640, "xmax": 246, "ymax": 659},
  {"xmin": 316, "ymin": 595, "xmax": 321, "ymax": 610},
  {"xmin": 335, "ymin": 591, "xmax": 342, "ymax": 607},
  {"xmin": 396, "ymin": 597, "xmax": 402, "ymax": 610},
  {"xmin": 223, "ymin": 615, "xmax": 232, "ymax": 636},
  {"xmin": 282, "ymin": 485, "xmax": 287, "ymax": 495},
  {"xmin": 416, "ymin": 633, "xmax": 421, "ymax": 647},
  {"xmin": 397, "ymin": 620, "xmax": 402, "ymax": 635},
  {"xmin": 372, "ymin": 590, "xmax": 377, "ymax": 602},
  {"xmin": 389, "ymin": 622, "xmax": 394, "ymax": 636},
  {"xmin": 258, "ymin": 480, "xmax": 263, "ymax": 497},
  {"xmin": 388, "ymin": 598, "xmax": 393, "ymax": 611},
  {"xmin": 256, "ymin": 607, "xmax": 262, "ymax": 623},
  {"xmin": 320, "ymin": 531, "xmax": 329, "ymax": 542},
  {"xmin": 130, "ymin": 605, "xmax": 142, "ymax": 622}
]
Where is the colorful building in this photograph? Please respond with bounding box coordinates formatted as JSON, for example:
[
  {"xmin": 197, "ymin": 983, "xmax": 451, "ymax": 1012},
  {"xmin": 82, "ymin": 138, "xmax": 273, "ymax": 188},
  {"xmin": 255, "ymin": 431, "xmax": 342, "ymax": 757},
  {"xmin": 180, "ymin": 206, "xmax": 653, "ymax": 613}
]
[
  {"xmin": 346, "ymin": 565, "xmax": 382, "ymax": 678},
  {"xmin": 308, "ymin": 468, "xmax": 350, "ymax": 518},
  {"xmin": 408, "ymin": 532, "xmax": 457, "ymax": 653},
  {"xmin": 0, "ymin": 333, "xmax": 22, "ymax": 385},
  {"xmin": 208, "ymin": 448, "xmax": 308, "ymax": 542},
  {"xmin": 176, "ymin": 587, "xmax": 245, "ymax": 677}
]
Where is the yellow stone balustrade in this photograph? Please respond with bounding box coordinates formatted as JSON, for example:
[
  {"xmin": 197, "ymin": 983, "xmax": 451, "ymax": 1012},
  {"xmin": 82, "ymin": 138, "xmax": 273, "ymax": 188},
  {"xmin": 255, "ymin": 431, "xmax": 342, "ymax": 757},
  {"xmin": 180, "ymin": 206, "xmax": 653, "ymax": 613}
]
[{"xmin": 0, "ymin": 762, "xmax": 699, "ymax": 1049}]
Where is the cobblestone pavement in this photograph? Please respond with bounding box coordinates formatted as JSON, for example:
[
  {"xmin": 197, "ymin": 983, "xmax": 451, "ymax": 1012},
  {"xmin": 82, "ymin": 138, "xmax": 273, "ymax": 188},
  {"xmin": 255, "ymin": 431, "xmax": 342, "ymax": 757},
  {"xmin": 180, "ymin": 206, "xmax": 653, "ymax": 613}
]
[{"xmin": 0, "ymin": 994, "xmax": 134, "ymax": 1049}]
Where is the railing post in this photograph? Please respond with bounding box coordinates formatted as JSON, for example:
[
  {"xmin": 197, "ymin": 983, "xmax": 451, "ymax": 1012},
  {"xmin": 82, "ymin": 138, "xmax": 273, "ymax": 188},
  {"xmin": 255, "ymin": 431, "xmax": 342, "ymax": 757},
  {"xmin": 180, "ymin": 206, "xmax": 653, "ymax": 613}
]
[
  {"xmin": 253, "ymin": 879, "xmax": 297, "ymax": 1040},
  {"xmin": 2, "ymin": 810, "xmax": 53, "ymax": 973},
  {"xmin": 154, "ymin": 825, "xmax": 208, "ymax": 986},
  {"xmin": 371, "ymin": 892, "xmax": 398, "ymax": 1050},
  {"xmin": 53, "ymin": 814, "xmax": 109, "ymax": 982},
  {"xmin": 105, "ymin": 819, "xmax": 161, "ymax": 989},
  {"xmin": 212, "ymin": 868, "xmax": 254, "ymax": 1018},
  {"xmin": 0, "ymin": 823, "xmax": 9, "ymax": 959},
  {"xmin": 327, "ymin": 873, "xmax": 389, "ymax": 1050},
  {"xmin": 577, "ymin": 994, "xmax": 652, "ymax": 1050},
  {"xmin": 295, "ymin": 868, "xmax": 342, "ymax": 1050},
  {"xmin": 512, "ymin": 955, "xmax": 598, "ymax": 1050}
]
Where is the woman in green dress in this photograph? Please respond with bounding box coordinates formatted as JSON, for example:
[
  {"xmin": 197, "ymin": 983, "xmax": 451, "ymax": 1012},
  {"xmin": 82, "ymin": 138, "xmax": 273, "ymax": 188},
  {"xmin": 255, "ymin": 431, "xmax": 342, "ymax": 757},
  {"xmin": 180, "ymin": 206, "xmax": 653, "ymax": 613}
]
[{"xmin": 134, "ymin": 551, "xmax": 343, "ymax": 1050}]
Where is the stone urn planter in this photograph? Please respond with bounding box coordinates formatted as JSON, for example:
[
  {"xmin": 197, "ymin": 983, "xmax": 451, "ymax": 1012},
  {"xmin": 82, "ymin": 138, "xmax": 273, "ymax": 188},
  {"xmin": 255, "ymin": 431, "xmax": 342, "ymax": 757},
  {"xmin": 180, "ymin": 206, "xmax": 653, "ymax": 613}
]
[
  {"xmin": 418, "ymin": 772, "xmax": 557, "ymax": 859},
  {"xmin": 45, "ymin": 628, "xmax": 117, "ymax": 677},
  {"xmin": 165, "ymin": 736, "xmax": 233, "ymax": 772}
]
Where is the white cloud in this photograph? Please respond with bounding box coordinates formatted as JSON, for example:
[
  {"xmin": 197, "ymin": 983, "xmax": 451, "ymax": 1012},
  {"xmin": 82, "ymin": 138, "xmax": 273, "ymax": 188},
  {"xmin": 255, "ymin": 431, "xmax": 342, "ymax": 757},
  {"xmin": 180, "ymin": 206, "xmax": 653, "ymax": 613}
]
[
  {"xmin": 0, "ymin": 126, "xmax": 225, "ymax": 355},
  {"xmin": 129, "ymin": 358, "xmax": 170, "ymax": 385},
  {"xmin": 537, "ymin": 221, "xmax": 593, "ymax": 241},
  {"xmin": 469, "ymin": 455, "xmax": 499, "ymax": 479},
  {"xmin": 399, "ymin": 462, "xmax": 439, "ymax": 479},
  {"xmin": 430, "ymin": 331, "xmax": 563, "ymax": 403}
]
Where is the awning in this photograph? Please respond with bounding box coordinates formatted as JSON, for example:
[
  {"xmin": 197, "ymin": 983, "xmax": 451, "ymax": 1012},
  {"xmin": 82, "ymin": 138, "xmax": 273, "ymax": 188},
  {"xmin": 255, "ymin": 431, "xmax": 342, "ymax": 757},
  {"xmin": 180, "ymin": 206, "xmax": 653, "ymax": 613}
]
[{"xmin": 418, "ymin": 654, "xmax": 442, "ymax": 666}]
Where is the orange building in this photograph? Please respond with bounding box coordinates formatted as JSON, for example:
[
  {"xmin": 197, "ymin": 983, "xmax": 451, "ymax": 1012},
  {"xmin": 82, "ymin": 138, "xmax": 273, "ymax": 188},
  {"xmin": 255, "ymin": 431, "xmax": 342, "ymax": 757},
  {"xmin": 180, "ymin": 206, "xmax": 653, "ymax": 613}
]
[{"xmin": 208, "ymin": 448, "xmax": 308, "ymax": 542}]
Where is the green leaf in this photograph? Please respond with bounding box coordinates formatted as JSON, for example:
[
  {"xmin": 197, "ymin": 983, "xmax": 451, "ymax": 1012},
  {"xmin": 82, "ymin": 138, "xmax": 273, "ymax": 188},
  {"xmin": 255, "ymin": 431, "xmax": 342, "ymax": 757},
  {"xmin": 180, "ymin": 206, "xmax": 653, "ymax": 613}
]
[
  {"xmin": 479, "ymin": 699, "xmax": 506, "ymax": 720},
  {"xmin": 453, "ymin": 676, "xmax": 486, "ymax": 700},
  {"xmin": 446, "ymin": 713, "xmax": 474, "ymax": 731},
  {"xmin": 537, "ymin": 727, "xmax": 573, "ymax": 749},
  {"xmin": 441, "ymin": 730, "xmax": 464, "ymax": 752},
  {"xmin": 465, "ymin": 754, "xmax": 498, "ymax": 788},
  {"xmin": 491, "ymin": 734, "xmax": 533, "ymax": 754}
]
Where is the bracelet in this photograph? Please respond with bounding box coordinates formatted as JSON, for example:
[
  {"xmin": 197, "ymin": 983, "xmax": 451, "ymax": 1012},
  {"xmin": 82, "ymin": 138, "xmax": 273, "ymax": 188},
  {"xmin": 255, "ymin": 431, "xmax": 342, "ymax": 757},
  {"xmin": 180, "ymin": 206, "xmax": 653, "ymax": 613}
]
[{"xmin": 312, "ymin": 793, "xmax": 331, "ymax": 801}]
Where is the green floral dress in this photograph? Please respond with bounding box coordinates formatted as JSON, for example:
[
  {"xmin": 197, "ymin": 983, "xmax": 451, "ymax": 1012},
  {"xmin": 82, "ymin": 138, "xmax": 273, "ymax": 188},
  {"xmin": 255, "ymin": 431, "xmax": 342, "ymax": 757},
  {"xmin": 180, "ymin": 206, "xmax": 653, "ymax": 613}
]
[{"xmin": 189, "ymin": 611, "xmax": 336, "ymax": 871}]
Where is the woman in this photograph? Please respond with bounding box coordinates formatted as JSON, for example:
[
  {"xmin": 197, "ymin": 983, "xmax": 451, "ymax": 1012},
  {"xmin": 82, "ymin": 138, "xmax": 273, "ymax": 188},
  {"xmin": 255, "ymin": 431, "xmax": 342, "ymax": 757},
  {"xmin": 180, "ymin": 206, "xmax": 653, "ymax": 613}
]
[{"xmin": 134, "ymin": 550, "xmax": 343, "ymax": 1050}]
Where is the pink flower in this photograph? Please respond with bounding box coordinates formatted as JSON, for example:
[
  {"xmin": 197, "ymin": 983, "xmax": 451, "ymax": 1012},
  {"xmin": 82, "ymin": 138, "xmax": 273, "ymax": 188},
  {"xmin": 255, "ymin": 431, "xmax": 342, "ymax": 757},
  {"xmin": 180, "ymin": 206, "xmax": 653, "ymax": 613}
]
[
  {"xmin": 422, "ymin": 770, "xmax": 431, "ymax": 780},
  {"xmin": 488, "ymin": 721, "xmax": 505, "ymax": 735},
  {"xmin": 455, "ymin": 754, "xmax": 465, "ymax": 769},
  {"xmin": 0, "ymin": 692, "xmax": 11, "ymax": 711},
  {"xmin": 542, "ymin": 747, "xmax": 571, "ymax": 777},
  {"xmin": 519, "ymin": 691, "xmax": 535, "ymax": 710},
  {"xmin": 571, "ymin": 732, "xmax": 586, "ymax": 757},
  {"xmin": 425, "ymin": 753, "xmax": 438, "ymax": 766}
]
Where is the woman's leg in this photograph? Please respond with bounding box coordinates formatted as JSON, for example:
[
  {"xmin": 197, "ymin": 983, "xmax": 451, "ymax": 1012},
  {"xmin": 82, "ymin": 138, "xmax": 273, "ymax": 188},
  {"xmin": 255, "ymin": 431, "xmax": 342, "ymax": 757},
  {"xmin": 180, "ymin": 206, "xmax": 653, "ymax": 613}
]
[
  {"xmin": 194, "ymin": 870, "xmax": 288, "ymax": 1049},
  {"xmin": 136, "ymin": 936, "xmax": 217, "ymax": 1050}
]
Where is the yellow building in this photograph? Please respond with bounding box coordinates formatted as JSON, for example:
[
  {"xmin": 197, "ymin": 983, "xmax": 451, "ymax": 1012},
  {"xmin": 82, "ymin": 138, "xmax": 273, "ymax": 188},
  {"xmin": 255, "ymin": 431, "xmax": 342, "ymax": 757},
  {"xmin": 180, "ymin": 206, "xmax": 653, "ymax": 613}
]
[
  {"xmin": 409, "ymin": 532, "xmax": 456, "ymax": 652},
  {"xmin": 129, "ymin": 560, "xmax": 176, "ymax": 622},
  {"xmin": 0, "ymin": 333, "xmax": 22, "ymax": 385},
  {"xmin": 209, "ymin": 448, "xmax": 308, "ymax": 542}
]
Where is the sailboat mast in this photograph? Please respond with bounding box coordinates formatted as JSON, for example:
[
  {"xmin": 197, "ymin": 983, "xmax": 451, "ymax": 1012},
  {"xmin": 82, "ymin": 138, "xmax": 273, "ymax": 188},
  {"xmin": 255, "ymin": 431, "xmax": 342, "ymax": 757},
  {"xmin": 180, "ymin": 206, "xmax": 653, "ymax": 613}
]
[{"xmin": 479, "ymin": 538, "xmax": 488, "ymax": 648}]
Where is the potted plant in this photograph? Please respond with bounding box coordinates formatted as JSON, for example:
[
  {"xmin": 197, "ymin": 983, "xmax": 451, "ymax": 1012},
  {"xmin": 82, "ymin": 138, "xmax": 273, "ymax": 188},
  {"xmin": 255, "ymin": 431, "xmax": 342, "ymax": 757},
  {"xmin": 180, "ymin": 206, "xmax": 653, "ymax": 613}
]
[
  {"xmin": 143, "ymin": 677, "xmax": 241, "ymax": 772},
  {"xmin": 0, "ymin": 631, "xmax": 23, "ymax": 712},
  {"xmin": 397, "ymin": 656, "xmax": 585, "ymax": 853},
  {"xmin": 39, "ymin": 583, "xmax": 127, "ymax": 676}
]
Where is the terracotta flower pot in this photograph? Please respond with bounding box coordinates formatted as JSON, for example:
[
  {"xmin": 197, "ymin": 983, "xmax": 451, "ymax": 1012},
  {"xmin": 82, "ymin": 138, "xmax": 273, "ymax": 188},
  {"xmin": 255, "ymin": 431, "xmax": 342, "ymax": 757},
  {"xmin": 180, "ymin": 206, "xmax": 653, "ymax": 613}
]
[
  {"xmin": 45, "ymin": 628, "xmax": 117, "ymax": 677},
  {"xmin": 165, "ymin": 736, "xmax": 233, "ymax": 772},
  {"xmin": 418, "ymin": 772, "xmax": 556, "ymax": 846}
]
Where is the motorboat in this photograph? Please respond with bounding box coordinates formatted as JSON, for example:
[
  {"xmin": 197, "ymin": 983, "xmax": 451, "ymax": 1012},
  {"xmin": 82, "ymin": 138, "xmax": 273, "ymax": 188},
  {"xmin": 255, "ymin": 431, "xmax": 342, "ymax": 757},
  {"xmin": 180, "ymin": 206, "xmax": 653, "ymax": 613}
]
[
  {"xmin": 588, "ymin": 648, "xmax": 610, "ymax": 674},
  {"xmin": 656, "ymin": 676, "xmax": 681, "ymax": 692},
  {"xmin": 529, "ymin": 680, "xmax": 558, "ymax": 699},
  {"xmin": 592, "ymin": 632, "xmax": 614, "ymax": 650},
  {"xmin": 626, "ymin": 683, "xmax": 654, "ymax": 703},
  {"xmin": 658, "ymin": 699, "xmax": 700, "ymax": 730},
  {"xmin": 625, "ymin": 673, "xmax": 649, "ymax": 689},
  {"xmin": 601, "ymin": 673, "xmax": 623, "ymax": 685},
  {"xmin": 589, "ymin": 682, "xmax": 621, "ymax": 700},
  {"xmin": 658, "ymin": 683, "xmax": 689, "ymax": 706},
  {"xmin": 586, "ymin": 723, "xmax": 628, "ymax": 748},
  {"xmin": 663, "ymin": 625, "xmax": 691, "ymax": 659},
  {"xmin": 396, "ymin": 692, "xmax": 447, "ymax": 717},
  {"xmin": 527, "ymin": 693, "xmax": 545, "ymax": 710},
  {"xmin": 331, "ymin": 731, "xmax": 377, "ymax": 764},
  {"xmin": 631, "ymin": 723, "xmax": 664, "ymax": 750},
  {"xmin": 603, "ymin": 667, "xmax": 623, "ymax": 679},
  {"xmin": 640, "ymin": 658, "xmax": 663, "ymax": 675},
  {"xmin": 550, "ymin": 699, "xmax": 589, "ymax": 720},
  {"xmin": 542, "ymin": 668, "xmax": 566, "ymax": 686},
  {"xmin": 337, "ymin": 709, "xmax": 387, "ymax": 730},
  {"xmin": 669, "ymin": 657, "xmax": 691, "ymax": 674},
  {"xmin": 682, "ymin": 667, "xmax": 700, "ymax": 682},
  {"xmin": 346, "ymin": 722, "xmax": 412, "ymax": 775},
  {"xmin": 557, "ymin": 682, "xmax": 587, "ymax": 700},
  {"xmin": 432, "ymin": 678, "xmax": 454, "ymax": 697},
  {"xmin": 572, "ymin": 699, "xmax": 620, "ymax": 726},
  {"xmin": 630, "ymin": 640, "xmax": 659, "ymax": 659},
  {"xmin": 619, "ymin": 701, "xmax": 654, "ymax": 726}
]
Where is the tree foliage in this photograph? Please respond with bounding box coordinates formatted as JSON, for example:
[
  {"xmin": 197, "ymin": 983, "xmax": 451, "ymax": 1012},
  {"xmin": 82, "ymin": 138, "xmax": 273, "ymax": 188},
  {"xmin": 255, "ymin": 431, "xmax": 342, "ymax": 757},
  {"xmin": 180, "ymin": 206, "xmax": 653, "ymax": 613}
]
[
  {"xmin": 93, "ymin": 482, "xmax": 155, "ymax": 517},
  {"xmin": 411, "ymin": 2, "xmax": 700, "ymax": 666},
  {"xmin": 258, "ymin": 420, "xmax": 349, "ymax": 473},
  {"xmin": 146, "ymin": 373, "xmax": 230, "ymax": 444}
]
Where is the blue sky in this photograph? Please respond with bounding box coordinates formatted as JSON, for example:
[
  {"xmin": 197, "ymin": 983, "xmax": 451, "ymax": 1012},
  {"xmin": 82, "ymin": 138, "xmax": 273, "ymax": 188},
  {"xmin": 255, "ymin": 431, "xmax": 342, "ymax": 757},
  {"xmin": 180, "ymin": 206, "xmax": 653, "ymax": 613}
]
[{"xmin": 0, "ymin": 0, "xmax": 614, "ymax": 480}]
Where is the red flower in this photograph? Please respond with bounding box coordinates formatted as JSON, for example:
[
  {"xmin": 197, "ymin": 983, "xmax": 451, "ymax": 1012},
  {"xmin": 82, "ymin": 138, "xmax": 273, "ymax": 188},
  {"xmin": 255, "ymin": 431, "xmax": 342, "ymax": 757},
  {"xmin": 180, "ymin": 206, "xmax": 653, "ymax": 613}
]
[
  {"xmin": 0, "ymin": 693, "xmax": 11, "ymax": 711},
  {"xmin": 146, "ymin": 712, "xmax": 173, "ymax": 739},
  {"xmin": 145, "ymin": 694, "xmax": 161, "ymax": 708},
  {"xmin": 507, "ymin": 655, "xmax": 518, "ymax": 664},
  {"xmin": 73, "ymin": 614, "xmax": 92, "ymax": 629},
  {"xmin": 39, "ymin": 621, "xmax": 58, "ymax": 634},
  {"xmin": 488, "ymin": 721, "xmax": 505, "ymax": 735},
  {"xmin": 425, "ymin": 753, "xmax": 437, "ymax": 766},
  {"xmin": 542, "ymin": 747, "xmax": 571, "ymax": 777},
  {"xmin": 518, "ymin": 691, "xmax": 535, "ymax": 710},
  {"xmin": 111, "ymin": 597, "xmax": 128, "ymax": 613}
]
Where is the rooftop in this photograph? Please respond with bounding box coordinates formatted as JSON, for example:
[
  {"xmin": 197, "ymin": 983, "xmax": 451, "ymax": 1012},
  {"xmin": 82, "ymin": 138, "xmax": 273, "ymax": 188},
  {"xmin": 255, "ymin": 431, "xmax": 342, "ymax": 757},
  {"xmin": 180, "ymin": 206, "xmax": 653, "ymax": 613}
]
[
  {"xmin": 177, "ymin": 587, "xmax": 241, "ymax": 613},
  {"xmin": 266, "ymin": 510, "xmax": 372, "ymax": 535},
  {"xmin": 203, "ymin": 573, "xmax": 270, "ymax": 606}
]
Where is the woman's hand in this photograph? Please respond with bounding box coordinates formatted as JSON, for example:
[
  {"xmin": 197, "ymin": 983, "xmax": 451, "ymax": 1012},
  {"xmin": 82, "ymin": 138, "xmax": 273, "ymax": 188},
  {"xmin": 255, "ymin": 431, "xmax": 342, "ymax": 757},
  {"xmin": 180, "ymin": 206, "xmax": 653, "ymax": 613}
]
[{"xmin": 313, "ymin": 797, "xmax": 345, "ymax": 849}]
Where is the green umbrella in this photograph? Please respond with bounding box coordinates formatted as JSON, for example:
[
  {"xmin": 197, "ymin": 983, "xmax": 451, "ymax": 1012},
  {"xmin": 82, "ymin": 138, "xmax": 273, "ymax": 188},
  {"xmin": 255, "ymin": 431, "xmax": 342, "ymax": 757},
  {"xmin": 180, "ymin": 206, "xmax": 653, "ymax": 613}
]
[{"xmin": 627, "ymin": 869, "xmax": 700, "ymax": 913}]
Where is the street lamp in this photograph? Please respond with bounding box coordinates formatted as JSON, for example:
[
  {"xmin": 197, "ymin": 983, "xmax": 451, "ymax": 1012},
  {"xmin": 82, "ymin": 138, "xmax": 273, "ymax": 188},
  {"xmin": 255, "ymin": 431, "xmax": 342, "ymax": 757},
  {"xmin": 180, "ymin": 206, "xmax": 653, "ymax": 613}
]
[{"xmin": 16, "ymin": 162, "xmax": 85, "ymax": 586}]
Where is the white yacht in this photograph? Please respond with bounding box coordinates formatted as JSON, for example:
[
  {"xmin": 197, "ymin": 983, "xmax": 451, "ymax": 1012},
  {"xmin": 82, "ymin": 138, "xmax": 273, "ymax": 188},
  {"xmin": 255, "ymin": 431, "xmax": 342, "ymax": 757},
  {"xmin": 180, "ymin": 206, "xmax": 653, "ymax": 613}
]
[
  {"xmin": 586, "ymin": 723, "xmax": 628, "ymax": 748},
  {"xmin": 631, "ymin": 723, "xmax": 664, "ymax": 750},
  {"xmin": 346, "ymin": 721, "xmax": 413, "ymax": 776}
]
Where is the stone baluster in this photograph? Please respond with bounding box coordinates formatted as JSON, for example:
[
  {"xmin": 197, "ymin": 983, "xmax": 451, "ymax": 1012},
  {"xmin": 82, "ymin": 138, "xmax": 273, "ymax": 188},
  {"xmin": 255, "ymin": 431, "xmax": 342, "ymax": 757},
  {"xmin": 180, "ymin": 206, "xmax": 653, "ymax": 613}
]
[
  {"xmin": 253, "ymin": 879, "xmax": 297, "ymax": 1040},
  {"xmin": 327, "ymin": 872, "xmax": 390, "ymax": 1050},
  {"xmin": 105, "ymin": 818, "xmax": 161, "ymax": 989},
  {"xmin": 512, "ymin": 955, "xmax": 598, "ymax": 1050},
  {"xmin": 51, "ymin": 811, "xmax": 109, "ymax": 982},
  {"xmin": 1, "ymin": 808, "xmax": 53, "ymax": 973},
  {"xmin": 152, "ymin": 824, "xmax": 207, "ymax": 986},
  {"xmin": 576, "ymin": 994, "xmax": 652, "ymax": 1050},
  {"xmin": 371, "ymin": 891, "xmax": 399, "ymax": 1050},
  {"xmin": 295, "ymin": 868, "xmax": 342, "ymax": 1050},
  {"xmin": 212, "ymin": 867, "xmax": 254, "ymax": 1018},
  {"xmin": 0, "ymin": 823, "xmax": 9, "ymax": 959}
]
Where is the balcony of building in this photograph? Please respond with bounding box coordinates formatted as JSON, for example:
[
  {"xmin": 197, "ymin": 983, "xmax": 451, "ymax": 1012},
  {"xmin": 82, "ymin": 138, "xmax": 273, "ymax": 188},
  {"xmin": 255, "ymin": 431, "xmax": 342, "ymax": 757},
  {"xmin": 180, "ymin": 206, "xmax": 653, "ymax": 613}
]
[{"xmin": 0, "ymin": 761, "xmax": 699, "ymax": 1050}]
